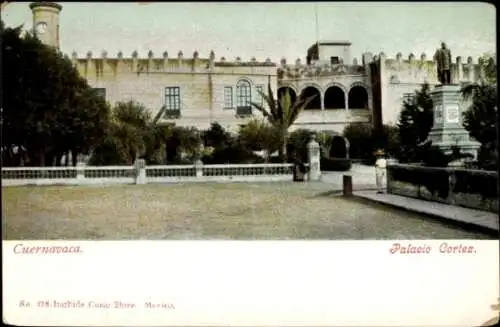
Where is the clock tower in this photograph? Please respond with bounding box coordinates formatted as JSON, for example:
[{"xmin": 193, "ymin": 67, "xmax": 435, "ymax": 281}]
[{"xmin": 29, "ymin": 2, "xmax": 62, "ymax": 49}]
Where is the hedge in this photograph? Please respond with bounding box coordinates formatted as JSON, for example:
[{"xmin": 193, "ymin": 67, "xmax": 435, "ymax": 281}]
[
  {"xmin": 453, "ymin": 169, "xmax": 498, "ymax": 199},
  {"xmin": 389, "ymin": 165, "xmax": 450, "ymax": 199},
  {"xmin": 320, "ymin": 157, "xmax": 352, "ymax": 171}
]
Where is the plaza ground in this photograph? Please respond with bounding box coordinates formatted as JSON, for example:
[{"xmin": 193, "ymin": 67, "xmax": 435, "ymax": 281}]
[{"xmin": 2, "ymin": 182, "xmax": 493, "ymax": 240}]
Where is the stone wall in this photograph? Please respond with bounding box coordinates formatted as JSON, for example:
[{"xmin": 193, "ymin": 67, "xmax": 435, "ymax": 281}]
[
  {"xmin": 73, "ymin": 51, "xmax": 277, "ymax": 131},
  {"xmin": 387, "ymin": 164, "xmax": 498, "ymax": 213},
  {"xmin": 376, "ymin": 53, "xmax": 486, "ymax": 125}
]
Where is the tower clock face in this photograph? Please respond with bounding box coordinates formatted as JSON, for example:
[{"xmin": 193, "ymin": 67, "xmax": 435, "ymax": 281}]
[{"xmin": 36, "ymin": 22, "xmax": 48, "ymax": 35}]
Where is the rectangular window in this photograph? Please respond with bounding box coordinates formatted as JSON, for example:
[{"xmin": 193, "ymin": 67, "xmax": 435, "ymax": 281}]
[
  {"xmin": 330, "ymin": 56, "xmax": 340, "ymax": 65},
  {"xmin": 256, "ymin": 85, "xmax": 264, "ymax": 106},
  {"xmin": 223, "ymin": 86, "xmax": 233, "ymax": 109},
  {"xmin": 93, "ymin": 88, "xmax": 106, "ymax": 100},
  {"xmin": 164, "ymin": 87, "xmax": 181, "ymax": 118}
]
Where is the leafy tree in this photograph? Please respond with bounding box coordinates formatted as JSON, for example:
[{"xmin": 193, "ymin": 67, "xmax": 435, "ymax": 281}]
[
  {"xmin": 287, "ymin": 129, "xmax": 314, "ymax": 162},
  {"xmin": 343, "ymin": 123, "xmax": 400, "ymax": 163},
  {"xmin": 380, "ymin": 124, "xmax": 401, "ymax": 158},
  {"xmin": 250, "ymin": 85, "xmax": 317, "ymax": 162},
  {"xmin": 238, "ymin": 119, "xmax": 281, "ymax": 161},
  {"xmin": 343, "ymin": 123, "xmax": 373, "ymax": 160},
  {"xmin": 89, "ymin": 100, "xmax": 168, "ymax": 165},
  {"xmin": 461, "ymin": 54, "xmax": 497, "ymax": 170},
  {"xmin": 202, "ymin": 122, "xmax": 232, "ymax": 149},
  {"xmin": 396, "ymin": 83, "xmax": 434, "ymax": 163},
  {"xmin": 166, "ymin": 126, "xmax": 201, "ymax": 163},
  {"xmin": 2, "ymin": 21, "xmax": 109, "ymax": 166}
]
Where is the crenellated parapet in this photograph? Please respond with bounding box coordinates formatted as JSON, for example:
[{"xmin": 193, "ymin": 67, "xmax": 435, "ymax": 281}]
[
  {"xmin": 70, "ymin": 50, "xmax": 277, "ymax": 78},
  {"xmin": 278, "ymin": 56, "xmax": 367, "ymax": 81},
  {"xmin": 379, "ymin": 52, "xmax": 487, "ymax": 84}
]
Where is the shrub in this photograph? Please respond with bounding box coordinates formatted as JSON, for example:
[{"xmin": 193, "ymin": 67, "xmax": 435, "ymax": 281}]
[
  {"xmin": 381, "ymin": 124, "xmax": 401, "ymax": 158},
  {"xmin": 329, "ymin": 136, "xmax": 348, "ymax": 158},
  {"xmin": 316, "ymin": 130, "xmax": 337, "ymax": 155},
  {"xmin": 453, "ymin": 169, "xmax": 498, "ymax": 199},
  {"xmin": 389, "ymin": 165, "xmax": 450, "ymax": 199},
  {"xmin": 420, "ymin": 146, "xmax": 450, "ymax": 168},
  {"xmin": 343, "ymin": 123, "xmax": 373, "ymax": 160},
  {"xmin": 287, "ymin": 129, "xmax": 314, "ymax": 162},
  {"xmin": 343, "ymin": 123, "xmax": 401, "ymax": 163},
  {"xmin": 201, "ymin": 137, "xmax": 257, "ymax": 164},
  {"xmin": 320, "ymin": 157, "xmax": 352, "ymax": 171}
]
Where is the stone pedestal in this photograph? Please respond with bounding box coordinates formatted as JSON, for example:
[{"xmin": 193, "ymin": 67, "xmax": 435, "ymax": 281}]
[
  {"xmin": 307, "ymin": 135, "xmax": 321, "ymax": 181},
  {"xmin": 428, "ymin": 84, "xmax": 480, "ymax": 159}
]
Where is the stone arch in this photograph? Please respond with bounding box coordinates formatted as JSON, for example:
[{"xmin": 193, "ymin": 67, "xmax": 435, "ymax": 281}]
[
  {"xmin": 236, "ymin": 76, "xmax": 256, "ymax": 86},
  {"xmin": 348, "ymin": 83, "xmax": 369, "ymax": 109},
  {"xmin": 299, "ymin": 86, "xmax": 322, "ymax": 110},
  {"xmin": 324, "ymin": 83, "xmax": 346, "ymax": 109}
]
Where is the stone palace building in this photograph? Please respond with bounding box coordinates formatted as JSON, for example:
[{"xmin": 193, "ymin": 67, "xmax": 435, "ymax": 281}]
[{"xmin": 30, "ymin": 2, "xmax": 487, "ymax": 134}]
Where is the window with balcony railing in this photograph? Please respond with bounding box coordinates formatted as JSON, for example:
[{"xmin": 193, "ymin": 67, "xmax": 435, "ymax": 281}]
[
  {"xmin": 236, "ymin": 80, "xmax": 252, "ymax": 116},
  {"xmin": 164, "ymin": 86, "xmax": 181, "ymax": 118},
  {"xmin": 236, "ymin": 106, "xmax": 252, "ymax": 116}
]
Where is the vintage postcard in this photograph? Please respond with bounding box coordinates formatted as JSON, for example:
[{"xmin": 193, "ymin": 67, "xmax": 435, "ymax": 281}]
[{"xmin": 1, "ymin": 1, "xmax": 498, "ymax": 326}]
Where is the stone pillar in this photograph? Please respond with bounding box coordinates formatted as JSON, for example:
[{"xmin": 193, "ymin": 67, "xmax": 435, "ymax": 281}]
[
  {"xmin": 307, "ymin": 135, "xmax": 321, "ymax": 181},
  {"xmin": 428, "ymin": 84, "xmax": 480, "ymax": 158},
  {"xmin": 195, "ymin": 159, "xmax": 203, "ymax": 178},
  {"xmin": 134, "ymin": 158, "xmax": 146, "ymax": 185},
  {"xmin": 76, "ymin": 162, "xmax": 86, "ymax": 182}
]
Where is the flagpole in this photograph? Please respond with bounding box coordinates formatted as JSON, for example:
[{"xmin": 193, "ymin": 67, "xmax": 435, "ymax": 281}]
[{"xmin": 314, "ymin": 3, "xmax": 319, "ymax": 61}]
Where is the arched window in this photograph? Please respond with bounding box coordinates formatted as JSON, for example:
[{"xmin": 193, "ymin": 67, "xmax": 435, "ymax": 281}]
[
  {"xmin": 236, "ymin": 80, "xmax": 252, "ymax": 108},
  {"xmin": 300, "ymin": 86, "xmax": 321, "ymax": 110},
  {"xmin": 348, "ymin": 85, "xmax": 369, "ymax": 109},
  {"xmin": 324, "ymin": 86, "xmax": 346, "ymax": 109}
]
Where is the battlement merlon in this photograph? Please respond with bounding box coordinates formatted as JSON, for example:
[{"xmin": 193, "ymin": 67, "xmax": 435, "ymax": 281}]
[
  {"xmin": 377, "ymin": 52, "xmax": 490, "ymax": 67},
  {"xmin": 70, "ymin": 50, "xmax": 277, "ymax": 67},
  {"xmin": 375, "ymin": 52, "xmax": 492, "ymax": 84},
  {"xmin": 279, "ymin": 53, "xmax": 371, "ymax": 68}
]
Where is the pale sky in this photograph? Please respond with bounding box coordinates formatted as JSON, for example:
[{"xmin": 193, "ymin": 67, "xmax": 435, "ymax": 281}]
[{"xmin": 2, "ymin": 2, "xmax": 496, "ymax": 62}]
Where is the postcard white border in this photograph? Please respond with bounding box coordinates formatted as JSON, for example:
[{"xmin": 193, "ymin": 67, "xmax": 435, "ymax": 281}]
[{"xmin": 3, "ymin": 240, "xmax": 499, "ymax": 326}]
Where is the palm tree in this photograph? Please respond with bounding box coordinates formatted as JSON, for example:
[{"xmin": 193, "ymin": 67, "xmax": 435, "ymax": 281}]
[{"xmin": 250, "ymin": 84, "xmax": 317, "ymax": 162}]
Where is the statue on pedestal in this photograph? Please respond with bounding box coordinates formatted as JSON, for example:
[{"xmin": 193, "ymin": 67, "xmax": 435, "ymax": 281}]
[{"xmin": 434, "ymin": 42, "xmax": 452, "ymax": 84}]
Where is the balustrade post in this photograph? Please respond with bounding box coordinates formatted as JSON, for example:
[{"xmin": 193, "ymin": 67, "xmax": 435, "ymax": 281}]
[
  {"xmin": 307, "ymin": 134, "xmax": 321, "ymax": 181},
  {"xmin": 76, "ymin": 162, "xmax": 86, "ymax": 183},
  {"xmin": 134, "ymin": 158, "xmax": 147, "ymax": 185},
  {"xmin": 195, "ymin": 159, "xmax": 203, "ymax": 178}
]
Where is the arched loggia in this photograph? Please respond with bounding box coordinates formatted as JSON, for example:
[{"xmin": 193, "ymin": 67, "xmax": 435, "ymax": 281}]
[
  {"xmin": 348, "ymin": 85, "xmax": 369, "ymax": 109},
  {"xmin": 324, "ymin": 86, "xmax": 346, "ymax": 109},
  {"xmin": 300, "ymin": 86, "xmax": 321, "ymax": 110}
]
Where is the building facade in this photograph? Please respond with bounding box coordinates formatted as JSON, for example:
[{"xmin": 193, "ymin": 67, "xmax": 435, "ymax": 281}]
[{"xmin": 29, "ymin": 2, "xmax": 487, "ymax": 134}]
